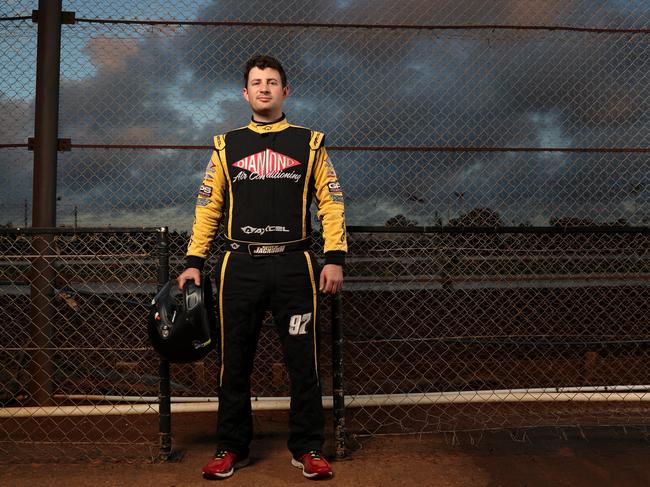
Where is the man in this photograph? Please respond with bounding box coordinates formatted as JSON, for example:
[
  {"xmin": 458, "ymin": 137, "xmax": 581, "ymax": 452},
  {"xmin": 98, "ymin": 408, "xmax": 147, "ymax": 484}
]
[{"xmin": 177, "ymin": 55, "xmax": 347, "ymax": 480}]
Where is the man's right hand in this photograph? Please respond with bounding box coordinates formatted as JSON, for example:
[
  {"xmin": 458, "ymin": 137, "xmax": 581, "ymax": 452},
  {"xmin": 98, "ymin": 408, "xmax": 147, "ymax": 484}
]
[{"xmin": 177, "ymin": 267, "xmax": 201, "ymax": 290}]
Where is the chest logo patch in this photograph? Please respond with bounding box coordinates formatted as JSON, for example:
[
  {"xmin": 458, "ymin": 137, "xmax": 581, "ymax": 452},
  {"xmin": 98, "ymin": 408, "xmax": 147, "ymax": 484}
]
[{"xmin": 233, "ymin": 149, "xmax": 301, "ymax": 177}]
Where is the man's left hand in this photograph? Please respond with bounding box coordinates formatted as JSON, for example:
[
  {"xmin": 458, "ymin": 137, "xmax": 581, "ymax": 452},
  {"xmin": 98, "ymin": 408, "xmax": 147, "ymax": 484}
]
[{"xmin": 319, "ymin": 264, "xmax": 343, "ymax": 294}]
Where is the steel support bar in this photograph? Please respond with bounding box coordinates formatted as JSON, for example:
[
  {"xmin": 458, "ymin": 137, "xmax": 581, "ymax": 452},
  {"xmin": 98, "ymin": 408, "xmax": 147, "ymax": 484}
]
[
  {"xmin": 156, "ymin": 228, "xmax": 172, "ymax": 460},
  {"xmin": 331, "ymin": 292, "xmax": 347, "ymax": 458}
]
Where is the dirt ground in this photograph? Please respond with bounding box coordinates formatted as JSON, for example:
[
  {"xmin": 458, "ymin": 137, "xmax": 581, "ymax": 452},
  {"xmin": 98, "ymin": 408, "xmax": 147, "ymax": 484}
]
[{"xmin": 2, "ymin": 411, "xmax": 650, "ymax": 487}]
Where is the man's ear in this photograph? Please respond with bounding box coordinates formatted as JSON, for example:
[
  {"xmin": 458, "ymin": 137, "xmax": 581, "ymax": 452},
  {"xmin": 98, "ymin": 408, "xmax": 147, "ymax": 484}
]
[
  {"xmin": 243, "ymin": 87, "xmax": 249, "ymax": 102},
  {"xmin": 283, "ymin": 86, "xmax": 290, "ymax": 98}
]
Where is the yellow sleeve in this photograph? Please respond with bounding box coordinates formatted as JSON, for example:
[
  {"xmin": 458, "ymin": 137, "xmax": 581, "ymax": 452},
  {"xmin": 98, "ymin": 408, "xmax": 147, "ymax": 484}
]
[
  {"xmin": 312, "ymin": 145, "xmax": 348, "ymax": 260},
  {"xmin": 186, "ymin": 148, "xmax": 226, "ymax": 263}
]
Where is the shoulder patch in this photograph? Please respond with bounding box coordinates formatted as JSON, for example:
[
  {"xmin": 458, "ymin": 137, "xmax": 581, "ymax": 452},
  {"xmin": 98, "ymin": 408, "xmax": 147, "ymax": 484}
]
[
  {"xmin": 309, "ymin": 130, "xmax": 325, "ymax": 150},
  {"xmin": 213, "ymin": 134, "xmax": 226, "ymax": 151}
]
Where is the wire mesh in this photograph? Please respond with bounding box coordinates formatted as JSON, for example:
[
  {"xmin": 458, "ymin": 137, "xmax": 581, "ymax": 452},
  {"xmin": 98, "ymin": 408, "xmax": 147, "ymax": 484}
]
[
  {"xmin": 56, "ymin": 22, "xmax": 650, "ymax": 148},
  {"xmin": 0, "ymin": 20, "xmax": 36, "ymax": 142},
  {"xmin": 55, "ymin": 148, "xmax": 200, "ymax": 229},
  {"xmin": 0, "ymin": 148, "xmax": 32, "ymax": 228},
  {"xmin": 62, "ymin": 0, "xmax": 650, "ymax": 29},
  {"xmin": 1, "ymin": 0, "xmax": 650, "ymax": 460},
  {"xmin": 343, "ymin": 229, "xmax": 650, "ymax": 434},
  {"xmin": 335, "ymin": 151, "xmax": 650, "ymax": 227},
  {"xmin": 50, "ymin": 147, "xmax": 650, "ymax": 232},
  {"xmin": 0, "ymin": 229, "xmax": 162, "ymax": 462},
  {"xmin": 0, "ymin": 1, "xmax": 34, "ymax": 18},
  {"xmin": 0, "ymin": 14, "xmax": 35, "ymax": 229}
]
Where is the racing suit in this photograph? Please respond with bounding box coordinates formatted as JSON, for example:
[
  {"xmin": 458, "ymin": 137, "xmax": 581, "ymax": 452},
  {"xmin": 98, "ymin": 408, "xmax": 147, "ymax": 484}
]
[{"xmin": 186, "ymin": 114, "xmax": 347, "ymax": 458}]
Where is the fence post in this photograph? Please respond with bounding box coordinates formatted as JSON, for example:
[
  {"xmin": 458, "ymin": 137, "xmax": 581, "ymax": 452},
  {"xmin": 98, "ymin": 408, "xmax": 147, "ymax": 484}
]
[
  {"xmin": 28, "ymin": 0, "xmax": 63, "ymax": 407},
  {"xmin": 331, "ymin": 292, "xmax": 347, "ymax": 458},
  {"xmin": 156, "ymin": 227, "xmax": 172, "ymax": 460},
  {"xmin": 32, "ymin": 0, "xmax": 62, "ymax": 226},
  {"xmin": 28, "ymin": 233, "xmax": 56, "ymax": 406}
]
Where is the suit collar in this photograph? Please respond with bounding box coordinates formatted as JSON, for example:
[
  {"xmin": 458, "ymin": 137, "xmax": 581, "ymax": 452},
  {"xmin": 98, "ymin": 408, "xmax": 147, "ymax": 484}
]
[{"xmin": 247, "ymin": 113, "xmax": 290, "ymax": 134}]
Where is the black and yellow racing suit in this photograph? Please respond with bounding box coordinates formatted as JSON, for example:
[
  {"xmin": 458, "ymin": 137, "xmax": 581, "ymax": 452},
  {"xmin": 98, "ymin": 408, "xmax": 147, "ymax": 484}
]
[
  {"xmin": 185, "ymin": 114, "xmax": 347, "ymax": 458},
  {"xmin": 186, "ymin": 115, "xmax": 346, "ymax": 268}
]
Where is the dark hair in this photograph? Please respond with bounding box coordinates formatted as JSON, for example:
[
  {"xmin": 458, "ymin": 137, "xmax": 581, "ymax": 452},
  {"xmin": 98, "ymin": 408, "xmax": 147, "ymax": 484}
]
[{"xmin": 244, "ymin": 55, "xmax": 287, "ymax": 87}]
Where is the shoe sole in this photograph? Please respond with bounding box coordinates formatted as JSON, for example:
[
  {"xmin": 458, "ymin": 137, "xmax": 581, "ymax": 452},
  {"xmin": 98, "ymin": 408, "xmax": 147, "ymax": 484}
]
[
  {"xmin": 203, "ymin": 457, "xmax": 250, "ymax": 479},
  {"xmin": 291, "ymin": 458, "xmax": 333, "ymax": 479}
]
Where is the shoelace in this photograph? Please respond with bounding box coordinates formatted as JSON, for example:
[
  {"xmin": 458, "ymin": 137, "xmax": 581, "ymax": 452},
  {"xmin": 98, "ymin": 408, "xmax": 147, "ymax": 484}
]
[
  {"xmin": 214, "ymin": 450, "xmax": 228, "ymax": 459},
  {"xmin": 308, "ymin": 450, "xmax": 322, "ymax": 460}
]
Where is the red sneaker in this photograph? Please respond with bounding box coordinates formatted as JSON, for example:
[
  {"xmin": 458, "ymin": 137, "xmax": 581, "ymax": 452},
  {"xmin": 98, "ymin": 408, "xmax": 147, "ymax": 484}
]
[
  {"xmin": 202, "ymin": 450, "xmax": 250, "ymax": 479},
  {"xmin": 291, "ymin": 450, "xmax": 333, "ymax": 479}
]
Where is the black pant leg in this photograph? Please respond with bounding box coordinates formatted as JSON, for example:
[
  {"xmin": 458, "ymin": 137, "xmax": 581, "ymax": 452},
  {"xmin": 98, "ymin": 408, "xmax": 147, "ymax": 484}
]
[
  {"xmin": 215, "ymin": 252, "xmax": 267, "ymax": 457},
  {"xmin": 270, "ymin": 251, "xmax": 324, "ymax": 458}
]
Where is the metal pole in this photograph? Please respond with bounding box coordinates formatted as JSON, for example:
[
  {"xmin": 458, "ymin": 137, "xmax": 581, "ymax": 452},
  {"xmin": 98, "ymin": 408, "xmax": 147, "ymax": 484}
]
[
  {"xmin": 28, "ymin": 0, "xmax": 63, "ymax": 406},
  {"xmin": 331, "ymin": 292, "xmax": 347, "ymax": 459},
  {"xmin": 32, "ymin": 0, "xmax": 61, "ymax": 226},
  {"xmin": 157, "ymin": 227, "xmax": 172, "ymax": 460}
]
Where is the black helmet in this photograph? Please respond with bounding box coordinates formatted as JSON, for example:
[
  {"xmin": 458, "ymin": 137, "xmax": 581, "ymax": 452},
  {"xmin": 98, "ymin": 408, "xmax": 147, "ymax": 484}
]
[{"xmin": 148, "ymin": 278, "xmax": 217, "ymax": 363}]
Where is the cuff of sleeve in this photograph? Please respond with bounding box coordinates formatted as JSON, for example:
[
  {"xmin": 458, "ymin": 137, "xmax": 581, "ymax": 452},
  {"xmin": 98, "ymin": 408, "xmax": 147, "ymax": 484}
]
[
  {"xmin": 185, "ymin": 255, "xmax": 206, "ymax": 271},
  {"xmin": 324, "ymin": 251, "xmax": 346, "ymax": 266}
]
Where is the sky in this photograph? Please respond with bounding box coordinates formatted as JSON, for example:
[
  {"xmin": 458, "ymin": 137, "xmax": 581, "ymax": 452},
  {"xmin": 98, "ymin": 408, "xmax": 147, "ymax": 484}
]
[{"xmin": 0, "ymin": 0, "xmax": 649, "ymax": 229}]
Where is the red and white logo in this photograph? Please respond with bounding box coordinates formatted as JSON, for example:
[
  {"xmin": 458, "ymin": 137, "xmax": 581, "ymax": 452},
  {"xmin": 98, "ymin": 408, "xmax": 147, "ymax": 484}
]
[{"xmin": 233, "ymin": 149, "xmax": 300, "ymax": 177}]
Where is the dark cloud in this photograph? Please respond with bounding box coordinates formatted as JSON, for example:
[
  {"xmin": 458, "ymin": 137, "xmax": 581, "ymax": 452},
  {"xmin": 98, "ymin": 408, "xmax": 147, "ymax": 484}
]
[
  {"xmin": 0, "ymin": 94, "xmax": 34, "ymax": 226},
  {"xmin": 1, "ymin": 1, "xmax": 648, "ymax": 228}
]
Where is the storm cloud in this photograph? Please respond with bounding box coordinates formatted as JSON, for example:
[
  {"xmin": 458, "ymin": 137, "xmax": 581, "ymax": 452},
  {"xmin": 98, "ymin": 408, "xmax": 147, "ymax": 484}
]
[{"xmin": 1, "ymin": 0, "xmax": 648, "ymax": 228}]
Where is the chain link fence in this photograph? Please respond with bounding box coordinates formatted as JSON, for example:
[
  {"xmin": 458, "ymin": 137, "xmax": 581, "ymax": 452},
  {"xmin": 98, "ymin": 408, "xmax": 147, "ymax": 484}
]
[
  {"xmin": 0, "ymin": 228, "xmax": 335, "ymax": 462},
  {"xmin": 1, "ymin": 0, "xmax": 649, "ymax": 460},
  {"xmin": 0, "ymin": 228, "xmax": 164, "ymax": 462},
  {"xmin": 343, "ymin": 228, "xmax": 650, "ymax": 435},
  {"xmin": 57, "ymin": 1, "xmax": 650, "ymax": 28}
]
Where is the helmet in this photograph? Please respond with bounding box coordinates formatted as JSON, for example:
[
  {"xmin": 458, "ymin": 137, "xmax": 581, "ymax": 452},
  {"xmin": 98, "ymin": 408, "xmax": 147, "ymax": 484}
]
[{"xmin": 148, "ymin": 278, "xmax": 217, "ymax": 363}]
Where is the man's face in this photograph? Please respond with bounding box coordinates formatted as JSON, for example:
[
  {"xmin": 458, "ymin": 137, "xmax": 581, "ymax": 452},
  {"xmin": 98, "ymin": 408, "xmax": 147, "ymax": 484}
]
[{"xmin": 243, "ymin": 67, "xmax": 288, "ymax": 118}]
